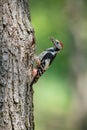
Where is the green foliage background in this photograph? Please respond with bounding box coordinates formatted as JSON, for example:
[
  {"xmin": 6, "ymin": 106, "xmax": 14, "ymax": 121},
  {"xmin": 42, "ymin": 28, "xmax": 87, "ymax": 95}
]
[{"xmin": 30, "ymin": 0, "xmax": 87, "ymax": 130}]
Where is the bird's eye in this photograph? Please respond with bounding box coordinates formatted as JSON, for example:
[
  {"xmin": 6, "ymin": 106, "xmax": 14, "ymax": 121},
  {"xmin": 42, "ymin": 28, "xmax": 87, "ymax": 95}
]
[{"xmin": 56, "ymin": 40, "xmax": 59, "ymax": 44}]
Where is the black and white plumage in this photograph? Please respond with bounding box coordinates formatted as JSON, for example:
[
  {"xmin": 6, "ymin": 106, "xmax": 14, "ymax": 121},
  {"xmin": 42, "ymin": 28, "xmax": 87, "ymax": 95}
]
[{"xmin": 30, "ymin": 37, "xmax": 63, "ymax": 86}]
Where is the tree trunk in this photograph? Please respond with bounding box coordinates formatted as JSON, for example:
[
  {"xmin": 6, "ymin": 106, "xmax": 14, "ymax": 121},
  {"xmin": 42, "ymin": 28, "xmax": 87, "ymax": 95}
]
[{"xmin": 0, "ymin": 0, "xmax": 35, "ymax": 130}]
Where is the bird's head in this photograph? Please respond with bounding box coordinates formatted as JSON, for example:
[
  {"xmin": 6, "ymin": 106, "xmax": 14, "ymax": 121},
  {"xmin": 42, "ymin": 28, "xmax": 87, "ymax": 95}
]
[{"xmin": 50, "ymin": 37, "xmax": 63, "ymax": 50}]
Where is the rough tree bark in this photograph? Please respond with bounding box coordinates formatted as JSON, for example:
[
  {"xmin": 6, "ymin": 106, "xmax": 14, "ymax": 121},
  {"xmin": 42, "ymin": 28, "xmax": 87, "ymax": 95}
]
[{"xmin": 0, "ymin": 0, "xmax": 35, "ymax": 130}]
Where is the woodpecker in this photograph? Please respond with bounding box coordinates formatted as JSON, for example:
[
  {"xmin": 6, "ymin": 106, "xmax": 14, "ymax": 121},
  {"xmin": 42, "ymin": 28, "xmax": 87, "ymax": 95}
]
[{"xmin": 30, "ymin": 37, "xmax": 63, "ymax": 86}]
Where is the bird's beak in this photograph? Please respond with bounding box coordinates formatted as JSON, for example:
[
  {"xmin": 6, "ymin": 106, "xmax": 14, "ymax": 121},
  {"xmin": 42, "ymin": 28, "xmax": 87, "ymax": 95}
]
[{"xmin": 50, "ymin": 37, "xmax": 56, "ymax": 45}]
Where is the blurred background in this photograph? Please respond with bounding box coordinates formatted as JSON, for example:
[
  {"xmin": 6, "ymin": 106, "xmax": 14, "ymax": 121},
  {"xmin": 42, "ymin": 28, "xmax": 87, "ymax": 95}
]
[{"xmin": 30, "ymin": 0, "xmax": 87, "ymax": 130}]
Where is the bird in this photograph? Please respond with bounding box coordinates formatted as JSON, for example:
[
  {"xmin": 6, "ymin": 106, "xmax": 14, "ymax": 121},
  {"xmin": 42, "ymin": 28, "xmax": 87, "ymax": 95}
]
[{"xmin": 30, "ymin": 37, "xmax": 63, "ymax": 86}]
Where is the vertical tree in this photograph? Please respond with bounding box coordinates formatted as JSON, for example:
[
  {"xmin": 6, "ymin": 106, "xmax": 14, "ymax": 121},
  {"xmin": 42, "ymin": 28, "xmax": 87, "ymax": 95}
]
[{"xmin": 0, "ymin": 0, "xmax": 35, "ymax": 130}]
